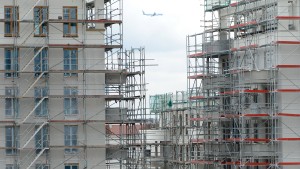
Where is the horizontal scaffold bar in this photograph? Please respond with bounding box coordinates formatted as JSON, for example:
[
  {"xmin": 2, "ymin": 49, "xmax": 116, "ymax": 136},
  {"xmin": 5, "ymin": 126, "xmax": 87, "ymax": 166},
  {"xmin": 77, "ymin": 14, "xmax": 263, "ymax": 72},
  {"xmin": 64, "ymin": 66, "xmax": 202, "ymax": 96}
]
[
  {"xmin": 0, "ymin": 70, "xmax": 131, "ymax": 74},
  {"xmin": 188, "ymin": 74, "xmax": 205, "ymax": 79},
  {"xmin": 0, "ymin": 44, "xmax": 122, "ymax": 49},
  {"xmin": 230, "ymin": 0, "xmax": 258, "ymax": 7},
  {"xmin": 191, "ymin": 160, "xmax": 300, "ymax": 166},
  {"xmin": 229, "ymin": 21, "xmax": 257, "ymax": 29},
  {"xmin": 276, "ymin": 65, "xmax": 300, "ymax": 68},
  {"xmin": 188, "ymin": 52, "xmax": 206, "ymax": 58},
  {"xmin": 277, "ymin": 138, "xmax": 300, "ymax": 141},
  {"xmin": 276, "ymin": 16, "xmax": 300, "ymax": 20},
  {"xmin": 276, "ymin": 41, "xmax": 300, "ymax": 45},
  {"xmin": 190, "ymin": 113, "xmax": 300, "ymax": 121},
  {"xmin": 0, "ymin": 19, "xmax": 122, "ymax": 24},
  {"xmin": 0, "ymin": 95, "xmax": 123, "ymax": 100},
  {"xmin": 278, "ymin": 113, "xmax": 300, "ymax": 117},
  {"xmin": 276, "ymin": 89, "xmax": 300, "ymax": 92},
  {"xmin": 189, "ymin": 96, "xmax": 205, "ymax": 100},
  {"xmin": 191, "ymin": 138, "xmax": 300, "ymax": 143}
]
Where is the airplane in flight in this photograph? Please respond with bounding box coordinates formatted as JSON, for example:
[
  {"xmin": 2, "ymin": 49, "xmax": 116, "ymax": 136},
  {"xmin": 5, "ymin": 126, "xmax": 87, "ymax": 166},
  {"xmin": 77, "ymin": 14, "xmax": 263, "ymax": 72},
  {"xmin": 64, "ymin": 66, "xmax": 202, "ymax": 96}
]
[{"xmin": 142, "ymin": 11, "xmax": 163, "ymax": 17}]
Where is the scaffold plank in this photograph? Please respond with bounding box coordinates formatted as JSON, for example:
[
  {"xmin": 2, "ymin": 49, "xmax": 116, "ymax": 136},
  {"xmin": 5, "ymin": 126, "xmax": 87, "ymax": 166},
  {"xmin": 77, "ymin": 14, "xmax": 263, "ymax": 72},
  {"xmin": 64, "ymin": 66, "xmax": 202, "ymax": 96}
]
[
  {"xmin": 188, "ymin": 74, "xmax": 206, "ymax": 79},
  {"xmin": 0, "ymin": 69, "xmax": 127, "ymax": 74},
  {"xmin": 243, "ymin": 113, "xmax": 269, "ymax": 117},
  {"xmin": 0, "ymin": 95, "xmax": 123, "ymax": 100},
  {"xmin": 230, "ymin": 48, "xmax": 238, "ymax": 51},
  {"xmin": 220, "ymin": 90, "xmax": 239, "ymax": 95},
  {"xmin": 276, "ymin": 65, "xmax": 300, "ymax": 68},
  {"xmin": 48, "ymin": 44, "xmax": 122, "ymax": 48},
  {"xmin": 276, "ymin": 41, "xmax": 300, "ymax": 45},
  {"xmin": 228, "ymin": 138, "xmax": 271, "ymax": 142},
  {"xmin": 49, "ymin": 19, "xmax": 122, "ymax": 24},
  {"xmin": 278, "ymin": 162, "xmax": 300, "ymax": 165},
  {"xmin": 277, "ymin": 138, "xmax": 300, "ymax": 141},
  {"xmin": 188, "ymin": 52, "xmax": 206, "ymax": 58},
  {"xmin": 278, "ymin": 113, "xmax": 300, "ymax": 117},
  {"xmin": 240, "ymin": 44, "xmax": 258, "ymax": 50},
  {"xmin": 48, "ymin": 120, "xmax": 101, "ymax": 123},
  {"xmin": 276, "ymin": 16, "xmax": 300, "ymax": 20},
  {"xmin": 0, "ymin": 19, "xmax": 122, "ymax": 25},
  {"xmin": 244, "ymin": 89, "xmax": 269, "ymax": 93},
  {"xmin": 0, "ymin": 44, "xmax": 122, "ymax": 49},
  {"xmin": 276, "ymin": 89, "xmax": 300, "ymax": 92},
  {"xmin": 190, "ymin": 117, "xmax": 206, "ymax": 121},
  {"xmin": 229, "ymin": 68, "xmax": 250, "ymax": 74},
  {"xmin": 225, "ymin": 138, "xmax": 242, "ymax": 142},
  {"xmin": 193, "ymin": 160, "xmax": 270, "ymax": 166},
  {"xmin": 189, "ymin": 96, "xmax": 205, "ymax": 100},
  {"xmin": 244, "ymin": 138, "xmax": 271, "ymax": 142},
  {"xmin": 230, "ymin": 0, "xmax": 258, "ymax": 7},
  {"xmin": 229, "ymin": 21, "xmax": 257, "ymax": 29}
]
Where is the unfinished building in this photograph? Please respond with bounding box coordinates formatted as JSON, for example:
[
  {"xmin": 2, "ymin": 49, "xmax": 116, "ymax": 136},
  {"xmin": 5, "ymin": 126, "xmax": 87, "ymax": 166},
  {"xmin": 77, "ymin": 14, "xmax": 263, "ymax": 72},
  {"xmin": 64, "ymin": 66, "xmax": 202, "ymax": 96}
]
[
  {"xmin": 0, "ymin": 0, "xmax": 147, "ymax": 169},
  {"xmin": 187, "ymin": 0, "xmax": 300, "ymax": 168},
  {"xmin": 149, "ymin": 91, "xmax": 190, "ymax": 169}
]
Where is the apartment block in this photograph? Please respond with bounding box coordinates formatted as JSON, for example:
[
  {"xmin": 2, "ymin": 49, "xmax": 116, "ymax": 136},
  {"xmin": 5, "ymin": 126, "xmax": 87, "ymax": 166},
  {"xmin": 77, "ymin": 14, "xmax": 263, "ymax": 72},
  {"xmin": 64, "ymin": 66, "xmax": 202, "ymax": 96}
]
[{"xmin": 0, "ymin": 0, "xmax": 147, "ymax": 169}]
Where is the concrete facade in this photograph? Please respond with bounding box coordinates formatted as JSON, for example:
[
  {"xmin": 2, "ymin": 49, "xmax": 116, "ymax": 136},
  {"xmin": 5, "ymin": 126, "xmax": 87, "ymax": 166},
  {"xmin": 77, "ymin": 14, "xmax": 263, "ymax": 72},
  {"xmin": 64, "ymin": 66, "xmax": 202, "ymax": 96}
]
[{"xmin": 0, "ymin": 0, "xmax": 144, "ymax": 169}]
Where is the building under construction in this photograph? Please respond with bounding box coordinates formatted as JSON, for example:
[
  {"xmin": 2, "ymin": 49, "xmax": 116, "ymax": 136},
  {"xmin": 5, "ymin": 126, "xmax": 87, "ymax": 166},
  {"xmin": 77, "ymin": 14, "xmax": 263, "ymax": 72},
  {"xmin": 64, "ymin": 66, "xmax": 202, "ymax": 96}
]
[
  {"xmin": 149, "ymin": 91, "xmax": 190, "ymax": 169},
  {"xmin": 149, "ymin": 0, "xmax": 300, "ymax": 169},
  {"xmin": 0, "ymin": 0, "xmax": 147, "ymax": 169},
  {"xmin": 187, "ymin": 0, "xmax": 300, "ymax": 168}
]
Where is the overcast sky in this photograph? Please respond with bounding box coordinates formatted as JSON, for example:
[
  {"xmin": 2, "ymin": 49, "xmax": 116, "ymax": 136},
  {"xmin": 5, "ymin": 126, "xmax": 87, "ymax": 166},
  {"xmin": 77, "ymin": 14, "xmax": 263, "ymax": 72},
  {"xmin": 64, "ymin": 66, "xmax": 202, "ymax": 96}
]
[{"xmin": 123, "ymin": 0, "xmax": 202, "ymax": 97}]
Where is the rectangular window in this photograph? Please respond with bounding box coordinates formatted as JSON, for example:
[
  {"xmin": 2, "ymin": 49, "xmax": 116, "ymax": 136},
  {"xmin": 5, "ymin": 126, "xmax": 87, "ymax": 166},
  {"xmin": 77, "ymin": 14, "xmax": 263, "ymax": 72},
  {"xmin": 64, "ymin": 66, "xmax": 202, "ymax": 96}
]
[
  {"xmin": 254, "ymin": 123, "xmax": 258, "ymax": 139},
  {"xmin": 63, "ymin": 7, "xmax": 78, "ymax": 37},
  {"xmin": 35, "ymin": 125, "xmax": 48, "ymax": 154},
  {"xmin": 6, "ymin": 164, "xmax": 19, "ymax": 169},
  {"xmin": 63, "ymin": 49, "xmax": 78, "ymax": 76},
  {"xmin": 5, "ymin": 87, "xmax": 18, "ymax": 117},
  {"xmin": 34, "ymin": 48, "xmax": 48, "ymax": 77},
  {"xmin": 64, "ymin": 87, "xmax": 78, "ymax": 115},
  {"xmin": 6, "ymin": 126, "xmax": 19, "ymax": 155},
  {"xmin": 65, "ymin": 164, "xmax": 78, "ymax": 169},
  {"xmin": 5, "ymin": 48, "xmax": 19, "ymax": 77},
  {"xmin": 34, "ymin": 6, "xmax": 48, "ymax": 36},
  {"xmin": 4, "ymin": 6, "xmax": 19, "ymax": 37},
  {"xmin": 86, "ymin": 4, "xmax": 95, "ymax": 29},
  {"xmin": 36, "ymin": 164, "xmax": 49, "ymax": 169},
  {"xmin": 34, "ymin": 87, "xmax": 48, "ymax": 116},
  {"xmin": 6, "ymin": 165, "xmax": 13, "ymax": 169},
  {"xmin": 64, "ymin": 126, "xmax": 78, "ymax": 153}
]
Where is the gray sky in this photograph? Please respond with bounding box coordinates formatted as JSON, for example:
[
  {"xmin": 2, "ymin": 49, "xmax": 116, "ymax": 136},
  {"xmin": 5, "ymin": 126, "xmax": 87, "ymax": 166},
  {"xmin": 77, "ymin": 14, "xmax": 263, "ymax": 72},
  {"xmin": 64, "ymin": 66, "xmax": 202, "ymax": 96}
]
[{"xmin": 123, "ymin": 0, "xmax": 202, "ymax": 96}]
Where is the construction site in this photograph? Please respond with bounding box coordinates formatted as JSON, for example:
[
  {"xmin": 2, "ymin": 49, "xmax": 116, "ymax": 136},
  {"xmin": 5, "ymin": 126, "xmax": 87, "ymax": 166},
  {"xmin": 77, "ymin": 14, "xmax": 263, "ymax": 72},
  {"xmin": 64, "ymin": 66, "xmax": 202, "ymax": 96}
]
[
  {"xmin": 149, "ymin": 0, "xmax": 300, "ymax": 169},
  {"xmin": 0, "ymin": 0, "xmax": 149, "ymax": 169},
  {"xmin": 3, "ymin": 0, "xmax": 300, "ymax": 169}
]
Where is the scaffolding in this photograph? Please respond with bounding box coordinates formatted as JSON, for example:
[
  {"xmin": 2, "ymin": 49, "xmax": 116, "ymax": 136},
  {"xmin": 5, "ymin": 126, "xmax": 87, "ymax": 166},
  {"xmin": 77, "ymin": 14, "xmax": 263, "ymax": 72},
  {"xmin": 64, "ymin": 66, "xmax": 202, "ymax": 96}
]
[
  {"xmin": 0, "ymin": 0, "xmax": 147, "ymax": 169},
  {"xmin": 149, "ymin": 91, "xmax": 190, "ymax": 169},
  {"xmin": 187, "ymin": 0, "xmax": 300, "ymax": 168},
  {"xmin": 106, "ymin": 47, "xmax": 148, "ymax": 169}
]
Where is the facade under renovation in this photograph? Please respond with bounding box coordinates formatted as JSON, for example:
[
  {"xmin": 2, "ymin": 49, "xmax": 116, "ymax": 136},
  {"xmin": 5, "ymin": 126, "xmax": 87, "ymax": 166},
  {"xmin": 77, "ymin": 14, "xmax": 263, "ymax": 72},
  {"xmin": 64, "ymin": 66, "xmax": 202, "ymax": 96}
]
[
  {"xmin": 0, "ymin": 0, "xmax": 147, "ymax": 169},
  {"xmin": 149, "ymin": 0, "xmax": 300, "ymax": 169}
]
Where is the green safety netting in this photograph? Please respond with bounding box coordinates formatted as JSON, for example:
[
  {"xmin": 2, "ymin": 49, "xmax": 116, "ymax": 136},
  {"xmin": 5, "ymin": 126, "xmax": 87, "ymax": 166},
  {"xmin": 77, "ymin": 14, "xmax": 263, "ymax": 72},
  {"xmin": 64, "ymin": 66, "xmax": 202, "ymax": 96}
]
[{"xmin": 205, "ymin": 0, "xmax": 231, "ymax": 12}]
